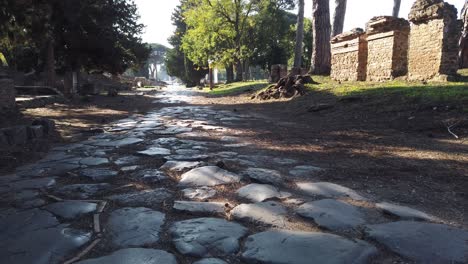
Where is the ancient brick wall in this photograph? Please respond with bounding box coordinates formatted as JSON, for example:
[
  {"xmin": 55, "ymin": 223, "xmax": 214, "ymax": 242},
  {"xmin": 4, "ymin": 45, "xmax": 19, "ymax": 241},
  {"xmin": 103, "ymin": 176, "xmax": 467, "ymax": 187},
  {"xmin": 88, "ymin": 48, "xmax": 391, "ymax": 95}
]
[
  {"xmin": 408, "ymin": 0, "xmax": 459, "ymax": 81},
  {"xmin": 331, "ymin": 29, "xmax": 368, "ymax": 81},
  {"xmin": 0, "ymin": 79, "xmax": 16, "ymax": 111},
  {"xmin": 366, "ymin": 17, "xmax": 410, "ymax": 81}
]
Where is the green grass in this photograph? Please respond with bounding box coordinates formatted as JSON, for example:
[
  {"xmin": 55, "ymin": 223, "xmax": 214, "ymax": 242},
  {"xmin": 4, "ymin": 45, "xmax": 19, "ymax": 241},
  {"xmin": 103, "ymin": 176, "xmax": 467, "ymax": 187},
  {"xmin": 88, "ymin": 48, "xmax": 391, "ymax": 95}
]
[
  {"xmin": 306, "ymin": 71, "xmax": 468, "ymax": 103},
  {"xmin": 206, "ymin": 81, "xmax": 268, "ymax": 96}
]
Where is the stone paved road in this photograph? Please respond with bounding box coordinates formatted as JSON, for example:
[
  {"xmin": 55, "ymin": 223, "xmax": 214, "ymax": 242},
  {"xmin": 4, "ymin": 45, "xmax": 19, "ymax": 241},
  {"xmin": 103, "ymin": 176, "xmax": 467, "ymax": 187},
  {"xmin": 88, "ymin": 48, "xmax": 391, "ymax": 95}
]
[{"xmin": 1, "ymin": 87, "xmax": 467, "ymax": 264}]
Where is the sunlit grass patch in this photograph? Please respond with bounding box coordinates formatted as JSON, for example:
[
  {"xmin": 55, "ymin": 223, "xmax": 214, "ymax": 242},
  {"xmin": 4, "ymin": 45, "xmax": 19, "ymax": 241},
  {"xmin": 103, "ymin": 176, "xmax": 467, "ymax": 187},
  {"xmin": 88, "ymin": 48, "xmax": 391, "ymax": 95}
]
[{"xmin": 206, "ymin": 81, "xmax": 269, "ymax": 96}]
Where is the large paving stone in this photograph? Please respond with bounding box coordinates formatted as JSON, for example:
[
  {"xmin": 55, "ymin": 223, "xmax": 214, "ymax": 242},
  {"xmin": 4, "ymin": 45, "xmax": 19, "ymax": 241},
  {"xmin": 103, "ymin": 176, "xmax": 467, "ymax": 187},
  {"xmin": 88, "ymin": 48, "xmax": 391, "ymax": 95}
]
[
  {"xmin": 44, "ymin": 201, "xmax": 97, "ymax": 220},
  {"xmin": 80, "ymin": 168, "xmax": 119, "ymax": 181},
  {"xmin": 79, "ymin": 157, "xmax": 110, "ymax": 166},
  {"xmin": 289, "ymin": 165, "xmax": 323, "ymax": 178},
  {"xmin": 243, "ymin": 168, "xmax": 284, "ymax": 186},
  {"xmin": 92, "ymin": 137, "xmax": 143, "ymax": 147},
  {"xmin": 0, "ymin": 225, "xmax": 91, "ymax": 264},
  {"xmin": 137, "ymin": 147, "xmax": 171, "ymax": 156},
  {"xmin": 167, "ymin": 154, "xmax": 210, "ymax": 161},
  {"xmin": 179, "ymin": 166, "xmax": 242, "ymax": 187},
  {"xmin": 193, "ymin": 258, "xmax": 228, "ymax": 264},
  {"xmin": 8, "ymin": 177, "xmax": 56, "ymax": 190},
  {"xmin": 114, "ymin": 155, "xmax": 140, "ymax": 166},
  {"xmin": 297, "ymin": 182, "xmax": 366, "ymax": 201},
  {"xmin": 366, "ymin": 221, "xmax": 468, "ymax": 263},
  {"xmin": 55, "ymin": 183, "xmax": 111, "ymax": 199},
  {"xmin": 296, "ymin": 199, "xmax": 366, "ymax": 231},
  {"xmin": 0, "ymin": 209, "xmax": 59, "ymax": 240},
  {"xmin": 161, "ymin": 160, "xmax": 201, "ymax": 172},
  {"xmin": 242, "ymin": 230, "xmax": 378, "ymax": 264},
  {"xmin": 231, "ymin": 201, "xmax": 287, "ymax": 227},
  {"xmin": 132, "ymin": 169, "xmax": 168, "ymax": 182},
  {"xmin": 173, "ymin": 201, "xmax": 226, "ymax": 214},
  {"xmin": 76, "ymin": 248, "xmax": 177, "ymax": 264},
  {"xmin": 376, "ymin": 202, "xmax": 435, "ymax": 221},
  {"xmin": 182, "ymin": 187, "xmax": 217, "ymax": 200},
  {"xmin": 170, "ymin": 217, "xmax": 248, "ymax": 257},
  {"xmin": 107, "ymin": 188, "xmax": 172, "ymax": 207},
  {"xmin": 237, "ymin": 183, "xmax": 290, "ymax": 202},
  {"xmin": 107, "ymin": 207, "xmax": 165, "ymax": 248}
]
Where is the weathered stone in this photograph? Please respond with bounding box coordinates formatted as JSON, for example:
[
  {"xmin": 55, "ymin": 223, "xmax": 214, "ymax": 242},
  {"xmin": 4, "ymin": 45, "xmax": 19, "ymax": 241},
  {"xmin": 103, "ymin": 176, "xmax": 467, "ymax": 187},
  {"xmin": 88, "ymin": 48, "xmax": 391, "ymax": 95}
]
[
  {"xmin": 237, "ymin": 183, "xmax": 290, "ymax": 202},
  {"xmin": 114, "ymin": 155, "xmax": 140, "ymax": 166},
  {"xmin": 167, "ymin": 154, "xmax": 210, "ymax": 161},
  {"xmin": 366, "ymin": 221, "xmax": 468, "ymax": 263},
  {"xmin": 331, "ymin": 28, "xmax": 368, "ymax": 81},
  {"xmin": 170, "ymin": 217, "xmax": 248, "ymax": 257},
  {"xmin": 132, "ymin": 169, "xmax": 168, "ymax": 182},
  {"xmin": 76, "ymin": 248, "xmax": 177, "ymax": 264},
  {"xmin": 107, "ymin": 188, "xmax": 172, "ymax": 207},
  {"xmin": 0, "ymin": 225, "xmax": 91, "ymax": 264},
  {"xmin": 107, "ymin": 207, "xmax": 165, "ymax": 248},
  {"xmin": 44, "ymin": 201, "xmax": 97, "ymax": 219},
  {"xmin": 297, "ymin": 182, "xmax": 366, "ymax": 200},
  {"xmin": 137, "ymin": 147, "xmax": 171, "ymax": 156},
  {"xmin": 79, "ymin": 157, "xmax": 110, "ymax": 166},
  {"xmin": 161, "ymin": 160, "xmax": 201, "ymax": 172},
  {"xmin": 242, "ymin": 230, "xmax": 378, "ymax": 264},
  {"xmin": 80, "ymin": 168, "xmax": 118, "ymax": 181},
  {"xmin": 173, "ymin": 201, "xmax": 227, "ymax": 214},
  {"xmin": 55, "ymin": 183, "xmax": 111, "ymax": 199},
  {"xmin": 179, "ymin": 166, "xmax": 241, "ymax": 187},
  {"xmin": 182, "ymin": 187, "xmax": 217, "ymax": 200},
  {"xmin": 243, "ymin": 168, "xmax": 283, "ymax": 186},
  {"xmin": 9, "ymin": 177, "xmax": 56, "ymax": 190},
  {"xmin": 0, "ymin": 209, "xmax": 59, "ymax": 240},
  {"xmin": 289, "ymin": 165, "xmax": 323, "ymax": 178},
  {"xmin": 27, "ymin": 125, "xmax": 45, "ymax": 139},
  {"xmin": 376, "ymin": 202, "xmax": 435, "ymax": 221},
  {"xmin": 92, "ymin": 137, "xmax": 143, "ymax": 147},
  {"xmin": 297, "ymin": 199, "xmax": 366, "ymax": 231},
  {"xmin": 0, "ymin": 79, "xmax": 16, "ymax": 111},
  {"xmin": 231, "ymin": 201, "xmax": 287, "ymax": 227},
  {"xmin": 193, "ymin": 258, "xmax": 228, "ymax": 264}
]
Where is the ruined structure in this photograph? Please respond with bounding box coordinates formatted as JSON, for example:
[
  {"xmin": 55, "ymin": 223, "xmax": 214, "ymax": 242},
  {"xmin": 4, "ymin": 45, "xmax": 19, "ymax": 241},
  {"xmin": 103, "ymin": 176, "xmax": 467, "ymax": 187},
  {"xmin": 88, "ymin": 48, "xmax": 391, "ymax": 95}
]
[
  {"xmin": 407, "ymin": 0, "xmax": 459, "ymax": 81},
  {"xmin": 366, "ymin": 16, "xmax": 410, "ymax": 81},
  {"xmin": 331, "ymin": 29, "xmax": 368, "ymax": 81},
  {"xmin": 0, "ymin": 68, "xmax": 16, "ymax": 112}
]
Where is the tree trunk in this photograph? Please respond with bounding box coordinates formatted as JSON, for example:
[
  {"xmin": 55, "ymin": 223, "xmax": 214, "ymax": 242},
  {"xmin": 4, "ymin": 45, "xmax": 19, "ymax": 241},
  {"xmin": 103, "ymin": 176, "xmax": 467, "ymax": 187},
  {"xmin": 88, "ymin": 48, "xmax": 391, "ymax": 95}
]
[
  {"xmin": 45, "ymin": 38, "xmax": 55, "ymax": 88},
  {"xmin": 332, "ymin": 0, "xmax": 347, "ymax": 37},
  {"xmin": 393, "ymin": 0, "xmax": 401, "ymax": 17},
  {"xmin": 235, "ymin": 60, "xmax": 243, "ymax": 81},
  {"xmin": 310, "ymin": 0, "xmax": 331, "ymax": 75},
  {"xmin": 460, "ymin": 1, "xmax": 468, "ymax": 68},
  {"xmin": 293, "ymin": 0, "xmax": 305, "ymax": 68},
  {"xmin": 226, "ymin": 64, "xmax": 234, "ymax": 83}
]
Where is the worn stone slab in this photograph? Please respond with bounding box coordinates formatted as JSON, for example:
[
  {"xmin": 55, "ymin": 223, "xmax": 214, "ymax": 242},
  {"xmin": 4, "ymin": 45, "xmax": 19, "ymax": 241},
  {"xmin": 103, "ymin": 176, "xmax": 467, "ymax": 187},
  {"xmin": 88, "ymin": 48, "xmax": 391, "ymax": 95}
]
[
  {"xmin": 55, "ymin": 183, "xmax": 111, "ymax": 199},
  {"xmin": 243, "ymin": 168, "xmax": 284, "ymax": 186},
  {"xmin": 44, "ymin": 201, "xmax": 97, "ymax": 220},
  {"xmin": 107, "ymin": 207, "xmax": 165, "ymax": 248},
  {"xmin": 170, "ymin": 217, "xmax": 248, "ymax": 257},
  {"xmin": 193, "ymin": 258, "xmax": 228, "ymax": 264},
  {"xmin": 107, "ymin": 188, "xmax": 172, "ymax": 207},
  {"xmin": 173, "ymin": 201, "xmax": 226, "ymax": 214},
  {"xmin": 242, "ymin": 230, "xmax": 377, "ymax": 264},
  {"xmin": 0, "ymin": 225, "xmax": 91, "ymax": 264},
  {"xmin": 366, "ymin": 221, "xmax": 468, "ymax": 263},
  {"xmin": 237, "ymin": 183, "xmax": 290, "ymax": 202},
  {"xmin": 376, "ymin": 202, "xmax": 435, "ymax": 221},
  {"xmin": 79, "ymin": 157, "xmax": 110, "ymax": 166},
  {"xmin": 76, "ymin": 248, "xmax": 177, "ymax": 264},
  {"xmin": 137, "ymin": 147, "xmax": 171, "ymax": 156},
  {"xmin": 92, "ymin": 137, "xmax": 143, "ymax": 147},
  {"xmin": 80, "ymin": 168, "xmax": 118, "ymax": 181},
  {"xmin": 161, "ymin": 160, "xmax": 201, "ymax": 172},
  {"xmin": 179, "ymin": 166, "xmax": 241, "ymax": 187},
  {"xmin": 182, "ymin": 187, "xmax": 217, "ymax": 200},
  {"xmin": 0, "ymin": 209, "xmax": 58, "ymax": 239},
  {"xmin": 297, "ymin": 182, "xmax": 366, "ymax": 201},
  {"xmin": 231, "ymin": 201, "xmax": 287, "ymax": 227},
  {"xmin": 167, "ymin": 154, "xmax": 210, "ymax": 161},
  {"xmin": 296, "ymin": 199, "xmax": 366, "ymax": 231},
  {"xmin": 132, "ymin": 169, "xmax": 168, "ymax": 182},
  {"xmin": 114, "ymin": 155, "xmax": 140, "ymax": 166},
  {"xmin": 289, "ymin": 165, "xmax": 323, "ymax": 178},
  {"xmin": 8, "ymin": 177, "xmax": 56, "ymax": 190}
]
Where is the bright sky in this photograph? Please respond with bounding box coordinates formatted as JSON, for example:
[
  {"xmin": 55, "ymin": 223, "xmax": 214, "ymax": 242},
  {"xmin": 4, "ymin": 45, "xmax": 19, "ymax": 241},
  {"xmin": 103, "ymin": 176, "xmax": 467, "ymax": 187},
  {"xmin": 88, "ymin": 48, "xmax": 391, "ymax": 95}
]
[{"xmin": 135, "ymin": 0, "xmax": 466, "ymax": 47}]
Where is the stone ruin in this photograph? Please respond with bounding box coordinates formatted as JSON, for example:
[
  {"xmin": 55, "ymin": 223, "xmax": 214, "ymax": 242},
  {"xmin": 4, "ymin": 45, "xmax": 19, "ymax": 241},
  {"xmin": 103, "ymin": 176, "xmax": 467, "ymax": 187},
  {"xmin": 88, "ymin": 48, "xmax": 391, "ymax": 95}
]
[
  {"xmin": 408, "ymin": 0, "xmax": 459, "ymax": 81},
  {"xmin": 330, "ymin": 0, "xmax": 460, "ymax": 82},
  {"xmin": 331, "ymin": 28, "xmax": 368, "ymax": 81},
  {"xmin": 366, "ymin": 16, "xmax": 410, "ymax": 81}
]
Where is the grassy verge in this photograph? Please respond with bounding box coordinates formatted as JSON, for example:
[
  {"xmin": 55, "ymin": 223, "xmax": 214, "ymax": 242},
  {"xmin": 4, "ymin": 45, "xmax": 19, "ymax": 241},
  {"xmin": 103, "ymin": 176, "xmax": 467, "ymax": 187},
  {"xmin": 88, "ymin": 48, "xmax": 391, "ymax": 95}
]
[{"xmin": 206, "ymin": 81, "xmax": 268, "ymax": 96}]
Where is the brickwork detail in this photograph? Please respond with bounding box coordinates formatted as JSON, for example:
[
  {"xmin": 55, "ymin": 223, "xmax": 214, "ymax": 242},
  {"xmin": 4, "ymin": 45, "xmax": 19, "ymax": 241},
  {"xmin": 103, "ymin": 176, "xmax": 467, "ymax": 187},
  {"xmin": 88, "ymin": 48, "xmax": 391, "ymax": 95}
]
[{"xmin": 331, "ymin": 29, "xmax": 368, "ymax": 81}]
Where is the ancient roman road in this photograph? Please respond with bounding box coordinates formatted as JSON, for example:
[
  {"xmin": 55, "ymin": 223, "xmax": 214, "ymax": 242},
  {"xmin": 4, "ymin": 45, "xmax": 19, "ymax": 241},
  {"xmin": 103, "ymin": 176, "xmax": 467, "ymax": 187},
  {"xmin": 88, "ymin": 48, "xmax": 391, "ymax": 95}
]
[{"xmin": 1, "ymin": 87, "xmax": 467, "ymax": 264}]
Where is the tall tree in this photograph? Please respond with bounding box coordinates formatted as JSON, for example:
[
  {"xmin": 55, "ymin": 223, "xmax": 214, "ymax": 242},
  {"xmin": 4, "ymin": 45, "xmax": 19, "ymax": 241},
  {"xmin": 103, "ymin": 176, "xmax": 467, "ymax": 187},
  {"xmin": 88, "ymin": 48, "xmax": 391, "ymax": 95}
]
[
  {"xmin": 293, "ymin": 0, "xmax": 305, "ymax": 69},
  {"xmin": 393, "ymin": 0, "xmax": 401, "ymax": 17},
  {"xmin": 310, "ymin": 0, "xmax": 331, "ymax": 75},
  {"xmin": 332, "ymin": 0, "xmax": 347, "ymax": 37},
  {"xmin": 460, "ymin": 0, "xmax": 468, "ymax": 67}
]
